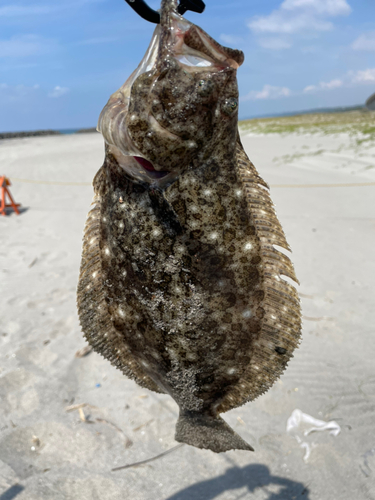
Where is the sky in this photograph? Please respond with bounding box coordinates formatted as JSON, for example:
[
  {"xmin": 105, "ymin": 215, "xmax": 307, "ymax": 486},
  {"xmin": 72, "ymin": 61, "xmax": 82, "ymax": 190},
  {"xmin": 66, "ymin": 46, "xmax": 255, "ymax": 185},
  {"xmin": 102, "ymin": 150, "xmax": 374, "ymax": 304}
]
[{"xmin": 0, "ymin": 0, "xmax": 374, "ymax": 131}]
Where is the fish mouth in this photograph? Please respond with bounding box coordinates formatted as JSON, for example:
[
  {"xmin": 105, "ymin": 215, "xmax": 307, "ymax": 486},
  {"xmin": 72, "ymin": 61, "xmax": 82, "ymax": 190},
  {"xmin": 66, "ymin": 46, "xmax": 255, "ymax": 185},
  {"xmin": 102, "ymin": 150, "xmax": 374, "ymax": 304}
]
[
  {"xmin": 107, "ymin": 143, "xmax": 178, "ymax": 187},
  {"xmin": 98, "ymin": 1, "xmax": 244, "ymax": 185},
  {"xmin": 133, "ymin": 156, "xmax": 169, "ymax": 179},
  {"xmin": 164, "ymin": 16, "xmax": 244, "ymax": 71},
  {"xmin": 158, "ymin": 0, "xmax": 243, "ymax": 69}
]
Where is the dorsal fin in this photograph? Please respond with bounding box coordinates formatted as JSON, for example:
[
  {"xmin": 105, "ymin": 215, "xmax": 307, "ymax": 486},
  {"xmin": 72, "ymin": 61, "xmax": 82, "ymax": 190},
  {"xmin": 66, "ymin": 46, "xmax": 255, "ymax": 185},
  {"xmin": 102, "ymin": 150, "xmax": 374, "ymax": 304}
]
[{"xmin": 216, "ymin": 138, "xmax": 302, "ymax": 413}]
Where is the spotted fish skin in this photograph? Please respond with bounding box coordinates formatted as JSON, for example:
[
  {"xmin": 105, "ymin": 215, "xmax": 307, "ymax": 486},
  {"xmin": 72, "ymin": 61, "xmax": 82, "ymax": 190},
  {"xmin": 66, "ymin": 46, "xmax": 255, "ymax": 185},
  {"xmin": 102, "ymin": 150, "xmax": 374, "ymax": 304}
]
[{"xmin": 77, "ymin": 0, "xmax": 301, "ymax": 453}]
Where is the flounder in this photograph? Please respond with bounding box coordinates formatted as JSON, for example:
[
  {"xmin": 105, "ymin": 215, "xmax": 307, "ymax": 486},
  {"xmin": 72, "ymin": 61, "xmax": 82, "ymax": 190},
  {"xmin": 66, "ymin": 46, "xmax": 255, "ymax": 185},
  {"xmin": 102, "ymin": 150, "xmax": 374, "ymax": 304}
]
[{"xmin": 77, "ymin": 0, "xmax": 301, "ymax": 453}]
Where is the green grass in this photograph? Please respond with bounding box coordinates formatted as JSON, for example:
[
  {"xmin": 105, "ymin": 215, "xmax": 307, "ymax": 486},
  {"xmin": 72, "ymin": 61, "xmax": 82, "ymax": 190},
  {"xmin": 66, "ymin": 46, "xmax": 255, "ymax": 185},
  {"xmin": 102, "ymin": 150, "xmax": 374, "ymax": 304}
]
[{"xmin": 239, "ymin": 110, "xmax": 375, "ymax": 139}]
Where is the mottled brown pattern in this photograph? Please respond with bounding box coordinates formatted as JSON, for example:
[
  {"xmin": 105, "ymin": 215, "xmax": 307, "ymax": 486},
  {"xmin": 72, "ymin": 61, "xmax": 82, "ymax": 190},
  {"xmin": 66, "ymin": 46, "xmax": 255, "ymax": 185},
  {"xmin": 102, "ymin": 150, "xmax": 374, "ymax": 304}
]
[{"xmin": 77, "ymin": 0, "xmax": 301, "ymax": 453}]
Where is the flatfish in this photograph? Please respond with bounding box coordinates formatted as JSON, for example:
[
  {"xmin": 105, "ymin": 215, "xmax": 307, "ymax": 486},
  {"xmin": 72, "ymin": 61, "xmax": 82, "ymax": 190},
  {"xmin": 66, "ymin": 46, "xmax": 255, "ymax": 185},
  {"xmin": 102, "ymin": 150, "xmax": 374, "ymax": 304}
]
[{"xmin": 77, "ymin": 0, "xmax": 301, "ymax": 453}]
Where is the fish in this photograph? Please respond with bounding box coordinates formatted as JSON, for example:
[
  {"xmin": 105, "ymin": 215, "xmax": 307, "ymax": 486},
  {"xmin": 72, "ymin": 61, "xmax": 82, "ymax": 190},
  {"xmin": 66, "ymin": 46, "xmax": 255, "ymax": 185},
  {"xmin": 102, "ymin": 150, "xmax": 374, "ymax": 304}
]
[{"xmin": 77, "ymin": 0, "xmax": 301, "ymax": 453}]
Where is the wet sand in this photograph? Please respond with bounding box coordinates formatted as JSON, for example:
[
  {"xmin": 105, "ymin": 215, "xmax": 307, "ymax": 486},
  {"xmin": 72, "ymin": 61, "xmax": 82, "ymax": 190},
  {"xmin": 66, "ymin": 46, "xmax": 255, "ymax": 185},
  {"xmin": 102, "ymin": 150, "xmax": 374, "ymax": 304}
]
[{"xmin": 1, "ymin": 131, "xmax": 374, "ymax": 499}]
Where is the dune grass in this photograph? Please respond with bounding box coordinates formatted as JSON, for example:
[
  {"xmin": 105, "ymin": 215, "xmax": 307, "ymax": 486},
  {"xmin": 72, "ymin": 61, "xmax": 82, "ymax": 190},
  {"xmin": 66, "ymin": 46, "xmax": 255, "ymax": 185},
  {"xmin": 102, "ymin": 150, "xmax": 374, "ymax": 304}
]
[{"xmin": 239, "ymin": 110, "xmax": 375, "ymax": 140}]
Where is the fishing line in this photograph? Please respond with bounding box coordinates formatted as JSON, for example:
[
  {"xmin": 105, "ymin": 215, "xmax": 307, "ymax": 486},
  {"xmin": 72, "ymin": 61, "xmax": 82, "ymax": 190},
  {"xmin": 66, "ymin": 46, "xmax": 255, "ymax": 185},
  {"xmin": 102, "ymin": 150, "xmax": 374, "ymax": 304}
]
[
  {"xmin": 9, "ymin": 177, "xmax": 375, "ymax": 188},
  {"xmin": 112, "ymin": 443, "xmax": 185, "ymax": 471}
]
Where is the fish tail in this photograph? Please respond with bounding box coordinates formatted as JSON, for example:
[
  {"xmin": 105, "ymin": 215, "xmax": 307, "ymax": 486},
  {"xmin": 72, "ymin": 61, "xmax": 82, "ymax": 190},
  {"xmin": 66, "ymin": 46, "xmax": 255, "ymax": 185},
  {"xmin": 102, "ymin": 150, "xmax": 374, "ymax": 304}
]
[{"xmin": 175, "ymin": 410, "xmax": 254, "ymax": 453}]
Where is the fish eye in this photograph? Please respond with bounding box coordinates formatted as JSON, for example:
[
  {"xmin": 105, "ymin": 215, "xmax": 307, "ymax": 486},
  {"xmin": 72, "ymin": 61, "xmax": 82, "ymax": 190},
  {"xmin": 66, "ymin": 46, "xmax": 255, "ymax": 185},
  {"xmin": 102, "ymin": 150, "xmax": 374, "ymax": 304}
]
[
  {"xmin": 222, "ymin": 97, "xmax": 238, "ymax": 115},
  {"xmin": 197, "ymin": 79, "xmax": 214, "ymax": 96}
]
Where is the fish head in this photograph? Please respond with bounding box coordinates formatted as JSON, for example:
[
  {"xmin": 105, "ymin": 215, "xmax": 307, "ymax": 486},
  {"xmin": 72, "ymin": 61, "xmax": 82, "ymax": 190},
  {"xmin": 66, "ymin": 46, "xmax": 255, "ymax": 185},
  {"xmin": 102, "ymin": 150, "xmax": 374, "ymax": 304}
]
[{"xmin": 98, "ymin": 0, "xmax": 244, "ymax": 185}]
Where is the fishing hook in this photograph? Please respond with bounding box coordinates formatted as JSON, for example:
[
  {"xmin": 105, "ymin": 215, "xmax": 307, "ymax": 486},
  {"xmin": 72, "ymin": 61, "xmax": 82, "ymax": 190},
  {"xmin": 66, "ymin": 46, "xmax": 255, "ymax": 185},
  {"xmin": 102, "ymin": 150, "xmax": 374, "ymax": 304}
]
[{"xmin": 123, "ymin": 0, "xmax": 205, "ymax": 24}]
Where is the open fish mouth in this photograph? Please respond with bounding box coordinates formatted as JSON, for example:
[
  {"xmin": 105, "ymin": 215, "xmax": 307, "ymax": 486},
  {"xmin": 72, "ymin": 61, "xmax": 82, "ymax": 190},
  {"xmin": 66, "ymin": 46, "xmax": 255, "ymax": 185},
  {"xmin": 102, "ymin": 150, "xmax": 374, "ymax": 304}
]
[
  {"xmin": 134, "ymin": 156, "xmax": 169, "ymax": 179},
  {"xmin": 98, "ymin": 0, "xmax": 244, "ymax": 186}
]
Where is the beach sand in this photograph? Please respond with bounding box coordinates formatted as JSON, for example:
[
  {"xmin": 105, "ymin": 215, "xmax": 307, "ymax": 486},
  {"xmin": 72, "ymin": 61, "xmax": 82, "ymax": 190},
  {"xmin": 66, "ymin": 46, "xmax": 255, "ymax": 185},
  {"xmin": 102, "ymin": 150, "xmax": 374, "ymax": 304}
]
[{"xmin": 1, "ymin": 130, "xmax": 374, "ymax": 499}]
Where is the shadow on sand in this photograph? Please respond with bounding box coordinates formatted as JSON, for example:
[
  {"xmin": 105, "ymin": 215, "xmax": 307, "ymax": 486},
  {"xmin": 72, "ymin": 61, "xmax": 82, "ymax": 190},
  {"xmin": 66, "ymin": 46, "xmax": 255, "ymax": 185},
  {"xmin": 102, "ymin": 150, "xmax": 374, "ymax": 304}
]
[
  {"xmin": 1, "ymin": 207, "xmax": 29, "ymax": 216},
  {"xmin": 165, "ymin": 464, "xmax": 310, "ymax": 500},
  {"xmin": 0, "ymin": 484, "xmax": 25, "ymax": 500}
]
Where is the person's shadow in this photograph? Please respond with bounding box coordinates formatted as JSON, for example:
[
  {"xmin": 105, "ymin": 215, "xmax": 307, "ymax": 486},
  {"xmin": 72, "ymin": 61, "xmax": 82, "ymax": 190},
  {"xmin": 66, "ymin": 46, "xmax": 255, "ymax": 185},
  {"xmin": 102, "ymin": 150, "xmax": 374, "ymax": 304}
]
[{"xmin": 165, "ymin": 464, "xmax": 310, "ymax": 500}]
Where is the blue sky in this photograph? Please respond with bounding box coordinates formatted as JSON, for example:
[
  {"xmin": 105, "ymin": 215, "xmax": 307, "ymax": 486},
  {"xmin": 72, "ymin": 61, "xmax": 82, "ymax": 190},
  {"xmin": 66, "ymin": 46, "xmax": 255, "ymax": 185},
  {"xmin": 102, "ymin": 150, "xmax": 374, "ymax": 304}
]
[{"xmin": 0, "ymin": 0, "xmax": 374, "ymax": 131}]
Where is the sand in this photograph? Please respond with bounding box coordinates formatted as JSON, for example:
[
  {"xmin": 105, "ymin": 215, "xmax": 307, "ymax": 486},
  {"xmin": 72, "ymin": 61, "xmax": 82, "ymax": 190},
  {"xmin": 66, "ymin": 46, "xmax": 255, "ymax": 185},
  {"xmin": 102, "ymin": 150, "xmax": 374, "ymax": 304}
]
[{"xmin": 1, "ymin": 130, "xmax": 374, "ymax": 500}]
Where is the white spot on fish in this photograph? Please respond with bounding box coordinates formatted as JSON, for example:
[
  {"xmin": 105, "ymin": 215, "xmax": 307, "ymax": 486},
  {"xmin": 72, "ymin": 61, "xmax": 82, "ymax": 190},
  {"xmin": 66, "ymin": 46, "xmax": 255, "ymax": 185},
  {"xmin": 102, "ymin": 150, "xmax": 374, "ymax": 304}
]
[
  {"xmin": 235, "ymin": 189, "xmax": 242, "ymax": 197},
  {"xmin": 118, "ymin": 308, "xmax": 125, "ymax": 318},
  {"xmin": 227, "ymin": 367, "xmax": 236, "ymax": 375},
  {"xmin": 203, "ymin": 189, "xmax": 212, "ymax": 196},
  {"xmin": 242, "ymin": 310, "xmax": 252, "ymax": 318},
  {"xmin": 166, "ymin": 347, "xmax": 178, "ymax": 361},
  {"xmin": 152, "ymin": 228, "xmax": 162, "ymax": 238},
  {"xmin": 105, "ymin": 247, "xmax": 110, "ymax": 256},
  {"xmin": 92, "ymin": 272, "xmax": 97, "ymax": 278},
  {"xmin": 210, "ymin": 232, "xmax": 218, "ymax": 240},
  {"xmin": 244, "ymin": 242, "xmax": 252, "ymax": 251}
]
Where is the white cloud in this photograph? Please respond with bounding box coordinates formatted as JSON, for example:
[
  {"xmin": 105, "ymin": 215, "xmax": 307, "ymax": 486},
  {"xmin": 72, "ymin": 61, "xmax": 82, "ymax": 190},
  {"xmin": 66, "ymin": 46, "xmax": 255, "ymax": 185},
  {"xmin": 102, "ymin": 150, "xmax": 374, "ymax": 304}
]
[
  {"xmin": 350, "ymin": 68, "xmax": 375, "ymax": 84},
  {"xmin": 48, "ymin": 86, "xmax": 69, "ymax": 98},
  {"xmin": 0, "ymin": 35, "xmax": 53, "ymax": 58},
  {"xmin": 248, "ymin": 0, "xmax": 351, "ymax": 35},
  {"xmin": 352, "ymin": 32, "xmax": 375, "ymax": 52},
  {"xmin": 303, "ymin": 78, "xmax": 343, "ymax": 93},
  {"xmin": 243, "ymin": 84, "xmax": 291, "ymax": 101},
  {"xmin": 0, "ymin": 82, "xmax": 70, "ymax": 102},
  {"xmin": 249, "ymin": 13, "xmax": 332, "ymax": 34},
  {"xmin": 220, "ymin": 34, "xmax": 244, "ymax": 46},
  {"xmin": 303, "ymin": 85, "xmax": 317, "ymax": 93},
  {"xmin": 304, "ymin": 68, "xmax": 375, "ymax": 94},
  {"xmin": 243, "ymin": 66, "xmax": 375, "ymax": 102},
  {"xmin": 282, "ymin": 0, "xmax": 351, "ymax": 16},
  {"xmin": 320, "ymin": 79, "xmax": 343, "ymax": 89},
  {"xmin": 0, "ymin": 83, "xmax": 40, "ymax": 102},
  {"xmin": 258, "ymin": 37, "xmax": 292, "ymax": 50}
]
